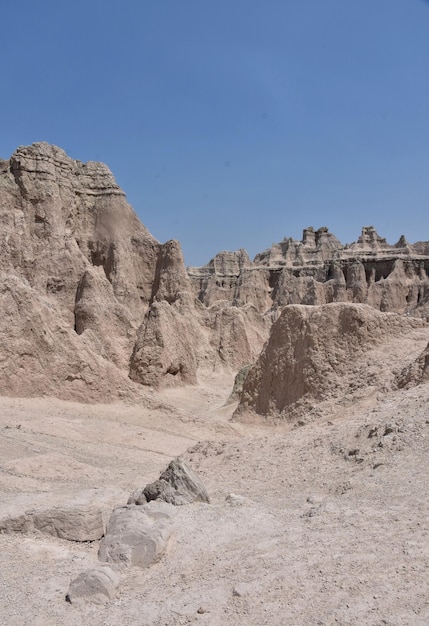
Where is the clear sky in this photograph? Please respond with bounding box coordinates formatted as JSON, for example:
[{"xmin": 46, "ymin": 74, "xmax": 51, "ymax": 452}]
[{"xmin": 1, "ymin": 0, "xmax": 429, "ymax": 266}]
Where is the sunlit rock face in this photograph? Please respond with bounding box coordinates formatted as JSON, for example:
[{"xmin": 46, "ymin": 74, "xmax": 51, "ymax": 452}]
[
  {"xmin": 0, "ymin": 143, "xmax": 269, "ymax": 397},
  {"xmin": 1, "ymin": 142, "xmax": 428, "ymax": 398}
]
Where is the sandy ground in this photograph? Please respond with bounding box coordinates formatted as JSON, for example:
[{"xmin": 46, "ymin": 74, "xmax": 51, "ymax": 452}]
[{"xmin": 0, "ymin": 372, "xmax": 429, "ymax": 626}]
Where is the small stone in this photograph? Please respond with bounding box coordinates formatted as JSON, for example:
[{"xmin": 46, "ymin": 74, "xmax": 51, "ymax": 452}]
[
  {"xmin": 197, "ymin": 606, "xmax": 209, "ymax": 614},
  {"xmin": 383, "ymin": 424, "xmax": 396, "ymax": 436},
  {"xmin": 225, "ymin": 493, "xmax": 248, "ymax": 506}
]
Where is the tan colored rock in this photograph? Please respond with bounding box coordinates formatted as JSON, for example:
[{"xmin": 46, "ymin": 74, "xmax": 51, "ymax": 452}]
[
  {"xmin": 189, "ymin": 226, "xmax": 429, "ymax": 317},
  {"xmin": 0, "ymin": 142, "xmax": 273, "ymax": 394},
  {"xmin": 207, "ymin": 303, "xmax": 269, "ymax": 368},
  {"xmin": 74, "ymin": 266, "xmax": 136, "ymax": 369},
  {"xmin": 131, "ymin": 457, "xmax": 210, "ymax": 506},
  {"xmin": 0, "ymin": 143, "xmax": 162, "ymax": 400},
  {"xmin": 0, "ymin": 505, "xmax": 104, "ymax": 541},
  {"xmin": 98, "ymin": 503, "xmax": 173, "ymax": 568},
  {"xmin": 32, "ymin": 506, "xmax": 104, "ymax": 541},
  {"xmin": 129, "ymin": 300, "xmax": 199, "ymax": 386},
  {"xmin": 0, "ymin": 273, "xmax": 140, "ymax": 402},
  {"xmin": 129, "ymin": 292, "xmax": 269, "ymax": 387},
  {"xmin": 235, "ymin": 303, "xmax": 427, "ymax": 421},
  {"xmin": 153, "ymin": 239, "xmax": 193, "ymax": 304},
  {"xmin": 4, "ymin": 143, "xmax": 160, "ymax": 320},
  {"xmin": 188, "ymin": 250, "xmax": 251, "ymax": 304},
  {"xmin": 395, "ymin": 342, "xmax": 429, "ymax": 388},
  {"xmin": 66, "ymin": 566, "xmax": 120, "ymax": 605},
  {"xmin": 2, "ymin": 142, "xmax": 429, "ymax": 397}
]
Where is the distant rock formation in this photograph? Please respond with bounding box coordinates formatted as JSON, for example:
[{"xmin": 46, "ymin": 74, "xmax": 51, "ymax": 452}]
[
  {"xmin": 189, "ymin": 226, "xmax": 429, "ymax": 317},
  {"xmin": 1, "ymin": 142, "xmax": 428, "ymax": 400}
]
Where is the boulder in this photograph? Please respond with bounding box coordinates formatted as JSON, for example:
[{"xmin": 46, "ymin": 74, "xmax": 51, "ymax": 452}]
[
  {"xmin": 131, "ymin": 458, "xmax": 210, "ymax": 506},
  {"xmin": 66, "ymin": 566, "xmax": 119, "ymax": 605},
  {"xmin": 98, "ymin": 502, "xmax": 173, "ymax": 568}
]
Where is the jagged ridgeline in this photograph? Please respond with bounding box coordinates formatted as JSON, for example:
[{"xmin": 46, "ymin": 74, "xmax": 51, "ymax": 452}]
[{"xmin": 1, "ymin": 143, "xmax": 429, "ymax": 402}]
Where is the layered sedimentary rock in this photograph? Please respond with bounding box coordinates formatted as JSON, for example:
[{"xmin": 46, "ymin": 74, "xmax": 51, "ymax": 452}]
[
  {"xmin": 189, "ymin": 226, "xmax": 429, "ymax": 317},
  {"xmin": 0, "ymin": 143, "xmax": 268, "ymax": 398},
  {"xmin": 1, "ymin": 142, "xmax": 429, "ymax": 400},
  {"xmin": 0, "ymin": 144, "xmax": 162, "ymax": 399}
]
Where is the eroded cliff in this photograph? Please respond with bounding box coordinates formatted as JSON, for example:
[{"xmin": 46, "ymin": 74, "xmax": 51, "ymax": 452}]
[
  {"xmin": 188, "ymin": 226, "xmax": 429, "ymax": 316},
  {"xmin": 1, "ymin": 142, "xmax": 429, "ymax": 401}
]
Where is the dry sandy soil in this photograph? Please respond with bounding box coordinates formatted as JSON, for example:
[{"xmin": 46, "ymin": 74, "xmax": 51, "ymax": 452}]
[{"xmin": 0, "ymin": 372, "xmax": 429, "ymax": 626}]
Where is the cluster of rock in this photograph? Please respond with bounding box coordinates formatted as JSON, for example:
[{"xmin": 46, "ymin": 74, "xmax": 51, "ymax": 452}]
[
  {"xmin": 0, "ymin": 457, "xmax": 208, "ymax": 605},
  {"xmin": 0, "ymin": 143, "xmax": 269, "ymax": 400},
  {"xmin": 1, "ymin": 142, "xmax": 429, "ymax": 415}
]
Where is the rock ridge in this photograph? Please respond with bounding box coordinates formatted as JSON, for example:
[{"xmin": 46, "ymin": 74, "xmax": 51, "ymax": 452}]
[{"xmin": 188, "ymin": 225, "xmax": 429, "ymax": 317}]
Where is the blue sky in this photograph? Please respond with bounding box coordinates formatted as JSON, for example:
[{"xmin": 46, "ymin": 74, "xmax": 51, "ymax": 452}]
[{"xmin": 2, "ymin": 0, "xmax": 429, "ymax": 265}]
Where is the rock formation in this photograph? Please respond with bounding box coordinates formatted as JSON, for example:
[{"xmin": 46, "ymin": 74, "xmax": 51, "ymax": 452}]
[
  {"xmin": 0, "ymin": 504, "xmax": 104, "ymax": 541},
  {"xmin": 128, "ymin": 457, "xmax": 210, "ymax": 506},
  {"xmin": 395, "ymin": 342, "xmax": 429, "ymax": 389},
  {"xmin": 189, "ymin": 226, "xmax": 429, "ymax": 317},
  {"xmin": 234, "ymin": 303, "xmax": 429, "ymax": 422},
  {"xmin": 1, "ymin": 142, "xmax": 429, "ymax": 400},
  {"xmin": 0, "ymin": 143, "xmax": 268, "ymax": 399}
]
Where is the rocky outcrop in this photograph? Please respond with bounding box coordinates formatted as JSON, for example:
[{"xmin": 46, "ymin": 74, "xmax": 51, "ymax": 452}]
[
  {"xmin": 0, "ymin": 143, "xmax": 271, "ymax": 396},
  {"xmin": 129, "ymin": 299, "xmax": 201, "ymax": 386},
  {"xmin": 0, "ymin": 143, "xmax": 163, "ymax": 399},
  {"xmin": 3, "ymin": 143, "xmax": 160, "ymax": 319},
  {"xmin": 0, "ymin": 273, "xmax": 140, "ymax": 401},
  {"xmin": 129, "ymin": 296, "xmax": 270, "ymax": 387},
  {"xmin": 395, "ymin": 342, "xmax": 429, "ymax": 389},
  {"xmin": 234, "ymin": 303, "xmax": 428, "ymax": 422},
  {"xmin": 129, "ymin": 458, "xmax": 210, "ymax": 506},
  {"xmin": 0, "ymin": 504, "xmax": 104, "ymax": 541}
]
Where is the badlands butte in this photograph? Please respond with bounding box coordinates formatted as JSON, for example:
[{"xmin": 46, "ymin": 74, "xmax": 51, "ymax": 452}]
[{"xmin": 0, "ymin": 142, "xmax": 428, "ymax": 625}]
